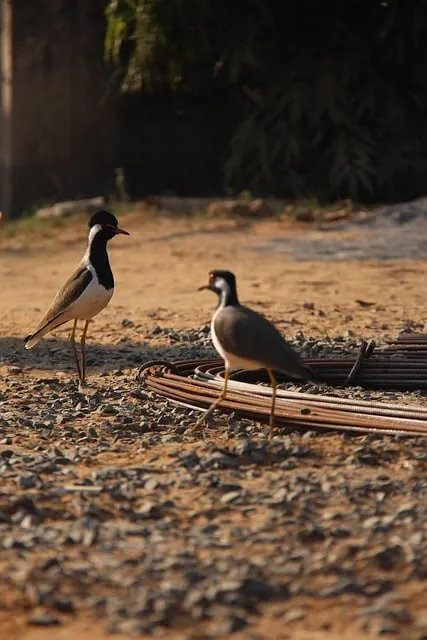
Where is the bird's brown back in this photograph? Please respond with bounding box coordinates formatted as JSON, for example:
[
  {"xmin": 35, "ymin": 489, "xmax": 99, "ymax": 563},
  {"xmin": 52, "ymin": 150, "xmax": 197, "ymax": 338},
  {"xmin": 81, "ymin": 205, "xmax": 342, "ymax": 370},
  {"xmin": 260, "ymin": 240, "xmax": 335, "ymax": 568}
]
[
  {"xmin": 214, "ymin": 305, "xmax": 311, "ymax": 379},
  {"xmin": 30, "ymin": 265, "xmax": 93, "ymax": 334}
]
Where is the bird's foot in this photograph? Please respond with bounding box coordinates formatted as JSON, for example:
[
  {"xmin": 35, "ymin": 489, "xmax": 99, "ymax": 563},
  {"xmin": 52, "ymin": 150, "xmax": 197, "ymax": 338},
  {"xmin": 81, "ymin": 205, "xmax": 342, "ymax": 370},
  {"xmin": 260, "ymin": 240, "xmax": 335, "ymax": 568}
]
[
  {"xmin": 187, "ymin": 418, "xmax": 205, "ymax": 436},
  {"xmin": 78, "ymin": 379, "xmax": 89, "ymax": 392},
  {"xmin": 189, "ymin": 411, "xmax": 219, "ymax": 438},
  {"xmin": 190, "ymin": 420, "xmax": 205, "ymax": 432}
]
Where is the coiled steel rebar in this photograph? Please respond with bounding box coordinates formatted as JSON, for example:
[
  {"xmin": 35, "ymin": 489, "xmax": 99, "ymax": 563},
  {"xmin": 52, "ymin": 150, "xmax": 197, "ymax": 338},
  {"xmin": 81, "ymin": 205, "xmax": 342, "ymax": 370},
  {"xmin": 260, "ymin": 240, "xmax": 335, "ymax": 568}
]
[{"xmin": 136, "ymin": 335, "xmax": 427, "ymax": 437}]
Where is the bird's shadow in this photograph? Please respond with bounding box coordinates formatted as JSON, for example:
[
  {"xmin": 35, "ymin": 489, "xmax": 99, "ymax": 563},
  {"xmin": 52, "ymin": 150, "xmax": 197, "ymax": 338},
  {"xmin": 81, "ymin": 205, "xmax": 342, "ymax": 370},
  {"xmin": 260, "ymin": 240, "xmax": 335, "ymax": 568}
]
[{"xmin": 0, "ymin": 336, "xmax": 210, "ymax": 378}]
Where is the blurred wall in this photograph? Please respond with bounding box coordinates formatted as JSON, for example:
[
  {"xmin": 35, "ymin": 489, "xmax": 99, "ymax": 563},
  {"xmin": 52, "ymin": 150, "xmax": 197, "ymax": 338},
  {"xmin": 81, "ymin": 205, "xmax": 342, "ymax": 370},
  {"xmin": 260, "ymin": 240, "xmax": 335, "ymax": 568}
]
[
  {"xmin": 1, "ymin": 0, "xmax": 223, "ymax": 218},
  {"xmin": 8, "ymin": 0, "xmax": 116, "ymax": 216}
]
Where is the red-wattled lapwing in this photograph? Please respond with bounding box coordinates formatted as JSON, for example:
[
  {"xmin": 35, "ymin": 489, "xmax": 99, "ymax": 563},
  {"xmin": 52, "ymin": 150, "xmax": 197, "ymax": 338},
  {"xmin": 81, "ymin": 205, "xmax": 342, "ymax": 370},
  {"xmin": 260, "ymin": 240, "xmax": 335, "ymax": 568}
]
[
  {"xmin": 196, "ymin": 270, "xmax": 313, "ymax": 437},
  {"xmin": 24, "ymin": 210, "xmax": 129, "ymax": 386}
]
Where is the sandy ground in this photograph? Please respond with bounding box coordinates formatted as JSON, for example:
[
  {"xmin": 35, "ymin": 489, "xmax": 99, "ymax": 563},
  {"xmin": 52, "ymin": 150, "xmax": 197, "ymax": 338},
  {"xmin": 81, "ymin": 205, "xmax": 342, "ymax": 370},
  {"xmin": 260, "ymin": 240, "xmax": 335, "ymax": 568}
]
[
  {"xmin": 0, "ymin": 209, "xmax": 426, "ymax": 640},
  {"xmin": 2, "ymin": 210, "xmax": 426, "ymax": 347}
]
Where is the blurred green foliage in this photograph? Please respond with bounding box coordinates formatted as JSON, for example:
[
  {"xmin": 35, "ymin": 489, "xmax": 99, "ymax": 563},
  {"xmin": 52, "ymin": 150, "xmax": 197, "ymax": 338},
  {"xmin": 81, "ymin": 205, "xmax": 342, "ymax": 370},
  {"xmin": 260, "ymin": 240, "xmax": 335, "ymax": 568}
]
[{"xmin": 105, "ymin": 0, "xmax": 427, "ymax": 203}]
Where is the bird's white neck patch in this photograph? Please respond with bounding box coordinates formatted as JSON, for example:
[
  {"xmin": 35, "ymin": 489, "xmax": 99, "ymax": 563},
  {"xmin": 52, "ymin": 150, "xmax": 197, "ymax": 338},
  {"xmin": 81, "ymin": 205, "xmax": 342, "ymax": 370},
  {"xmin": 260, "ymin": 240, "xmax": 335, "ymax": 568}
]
[
  {"xmin": 215, "ymin": 277, "xmax": 229, "ymax": 307},
  {"xmin": 82, "ymin": 223, "xmax": 103, "ymax": 266},
  {"xmin": 88, "ymin": 223, "xmax": 103, "ymax": 246}
]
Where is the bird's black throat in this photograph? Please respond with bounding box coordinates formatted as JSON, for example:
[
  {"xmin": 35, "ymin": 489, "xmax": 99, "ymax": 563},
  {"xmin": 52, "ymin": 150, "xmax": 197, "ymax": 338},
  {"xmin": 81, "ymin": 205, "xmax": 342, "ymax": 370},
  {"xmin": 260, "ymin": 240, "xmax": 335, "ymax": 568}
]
[
  {"xmin": 88, "ymin": 232, "xmax": 114, "ymax": 290},
  {"xmin": 217, "ymin": 286, "xmax": 239, "ymax": 308}
]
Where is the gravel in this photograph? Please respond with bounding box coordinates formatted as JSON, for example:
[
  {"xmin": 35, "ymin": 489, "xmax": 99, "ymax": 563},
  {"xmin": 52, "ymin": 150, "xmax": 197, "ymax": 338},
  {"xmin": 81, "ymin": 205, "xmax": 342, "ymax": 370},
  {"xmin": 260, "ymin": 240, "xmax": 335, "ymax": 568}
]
[
  {"xmin": 249, "ymin": 196, "xmax": 427, "ymax": 261},
  {"xmin": 0, "ymin": 327, "xmax": 426, "ymax": 637}
]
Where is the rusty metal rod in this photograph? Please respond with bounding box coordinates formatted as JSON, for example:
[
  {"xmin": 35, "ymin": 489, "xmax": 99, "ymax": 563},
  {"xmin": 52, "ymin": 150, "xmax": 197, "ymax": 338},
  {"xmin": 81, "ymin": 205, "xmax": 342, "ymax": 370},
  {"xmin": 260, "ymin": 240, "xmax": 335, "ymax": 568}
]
[
  {"xmin": 159, "ymin": 373, "xmax": 426, "ymax": 424},
  {"xmin": 146, "ymin": 376, "xmax": 427, "ymax": 435},
  {"xmin": 138, "ymin": 357, "xmax": 427, "ymax": 438}
]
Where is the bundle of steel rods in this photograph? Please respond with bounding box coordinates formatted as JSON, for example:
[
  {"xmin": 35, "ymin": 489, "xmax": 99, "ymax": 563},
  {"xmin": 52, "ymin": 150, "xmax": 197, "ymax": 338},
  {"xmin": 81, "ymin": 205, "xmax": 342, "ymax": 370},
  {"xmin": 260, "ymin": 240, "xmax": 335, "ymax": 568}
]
[
  {"xmin": 385, "ymin": 332, "xmax": 427, "ymax": 357},
  {"xmin": 137, "ymin": 342, "xmax": 427, "ymax": 437}
]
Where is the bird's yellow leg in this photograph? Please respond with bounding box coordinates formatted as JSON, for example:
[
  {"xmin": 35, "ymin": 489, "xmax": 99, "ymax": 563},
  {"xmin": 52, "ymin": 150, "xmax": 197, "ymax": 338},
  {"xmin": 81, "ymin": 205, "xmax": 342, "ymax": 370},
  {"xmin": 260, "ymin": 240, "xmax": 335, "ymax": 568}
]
[
  {"xmin": 70, "ymin": 319, "xmax": 82, "ymax": 383},
  {"xmin": 80, "ymin": 320, "xmax": 90, "ymax": 386},
  {"xmin": 267, "ymin": 369, "xmax": 277, "ymax": 440},
  {"xmin": 194, "ymin": 368, "xmax": 230, "ymax": 428}
]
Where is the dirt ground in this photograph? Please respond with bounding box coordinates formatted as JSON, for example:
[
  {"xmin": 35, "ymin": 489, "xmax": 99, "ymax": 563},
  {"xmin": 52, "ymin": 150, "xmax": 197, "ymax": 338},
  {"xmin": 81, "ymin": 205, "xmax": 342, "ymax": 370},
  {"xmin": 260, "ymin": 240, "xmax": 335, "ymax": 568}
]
[
  {"xmin": 2, "ymin": 210, "xmax": 427, "ymax": 344},
  {"xmin": 0, "ymin": 209, "xmax": 426, "ymax": 640}
]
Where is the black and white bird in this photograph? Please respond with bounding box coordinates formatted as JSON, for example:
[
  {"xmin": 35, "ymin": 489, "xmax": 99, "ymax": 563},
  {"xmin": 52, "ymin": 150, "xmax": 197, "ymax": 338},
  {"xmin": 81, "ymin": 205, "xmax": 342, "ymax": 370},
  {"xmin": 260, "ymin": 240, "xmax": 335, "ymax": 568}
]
[
  {"xmin": 24, "ymin": 210, "xmax": 129, "ymax": 386},
  {"xmin": 197, "ymin": 270, "xmax": 313, "ymax": 437}
]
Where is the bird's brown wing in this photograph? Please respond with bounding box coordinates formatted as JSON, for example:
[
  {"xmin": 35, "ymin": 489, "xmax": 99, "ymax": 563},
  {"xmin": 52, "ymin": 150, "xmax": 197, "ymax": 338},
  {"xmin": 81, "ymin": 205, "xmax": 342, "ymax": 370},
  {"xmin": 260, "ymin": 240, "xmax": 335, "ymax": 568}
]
[
  {"xmin": 214, "ymin": 305, "xmax": 312, "ymax": 379},
  {"xmin": 25, "ymin": 266, "xmax": 92, "ymax": 344}
]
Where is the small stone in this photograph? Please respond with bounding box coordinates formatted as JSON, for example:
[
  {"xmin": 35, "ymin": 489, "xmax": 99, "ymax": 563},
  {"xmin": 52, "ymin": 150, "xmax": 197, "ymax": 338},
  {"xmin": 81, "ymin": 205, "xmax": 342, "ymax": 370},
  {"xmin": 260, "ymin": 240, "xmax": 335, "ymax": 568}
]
[
  {"xmin": 8, "ymin": 366, "xmax": 22, "ymax": 374},
  {"xmin": 376, "ymin": 622, "xmax": 398, "ymax": 635},
  {"xmin": 144, "ymin": 477, "xmax": 159, "ymax": 491},
  {"xmin": 28, "ymin": 613, "xmax": 61, "ymax": 626},
  {"xmin": 206, "ymin": 200, "xmax": 252, "ymax": 217},
  {"xmin": 295, "ymin": 209, "xmax": 316, "ymax": 223},
  {"xmin": 151, "ymin": 326, "xmax": 162, "ymax": 335},
  {"xmin": 18, "ymin": 474, "xmax": 37, "ymax": 490},
  {"xmin": 133, "ymin": 502, "xmax": 162, "ymax": 519},
  {"xmin": 396, "ymin": 502, "xmax": 416, "ymax": 517},
  {"xmin": 179, "ymin": 452, "xmax": 200, "ymax": 468},
  {"xmin": 248, "ymin": 199, "xmax": 274, "ymax": 218},
  {"xmin": 220, "ymin": 491, "xmax": 241, "ymax": 504},
  {"xmin": 213, "ymin": 615, "xmax": 247, "ymax": 634},
  {"xmin": 121, "ymin": 318, "xmax": 135, "ymax": 328},
  {"xmin": 284, "ymin": 608, "xmax": 306, "ymax": 622},
  {"xmin": 130, "ymin": 389, "xmax": 149, "ymax": 401},
  {"xmin": 52, "ymin": 596, "xmax": 75, "ymax": 613},
  {"xmin": 97, "ymin": 404, "xmax": 118, "ymax": 416},
  {"xmin": 373, "ymin": 546, "xmax": 403, "ymax": 570},
  {"xmin": 385, "ymin": 607, "xmax": 412, "ymax": 623}
]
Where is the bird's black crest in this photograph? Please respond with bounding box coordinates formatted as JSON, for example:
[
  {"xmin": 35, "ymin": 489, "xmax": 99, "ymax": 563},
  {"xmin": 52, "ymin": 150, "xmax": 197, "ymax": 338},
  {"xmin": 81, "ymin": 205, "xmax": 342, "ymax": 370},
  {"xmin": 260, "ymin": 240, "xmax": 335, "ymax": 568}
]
[
  {"xmin": 88, "ymin": 210, "xmax": 118, "ymax": 229},
  {"xmin": 209, "ymin": 270, "xmax": 237, "ymax": 289}
]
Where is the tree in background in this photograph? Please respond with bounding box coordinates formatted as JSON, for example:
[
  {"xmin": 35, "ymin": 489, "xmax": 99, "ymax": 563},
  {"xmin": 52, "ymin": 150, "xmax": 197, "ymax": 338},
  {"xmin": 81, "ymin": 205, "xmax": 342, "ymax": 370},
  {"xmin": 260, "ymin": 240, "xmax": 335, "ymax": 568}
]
[{"xmin": 105, "ymin": 0, "xmax": 427, "ymax": 203}]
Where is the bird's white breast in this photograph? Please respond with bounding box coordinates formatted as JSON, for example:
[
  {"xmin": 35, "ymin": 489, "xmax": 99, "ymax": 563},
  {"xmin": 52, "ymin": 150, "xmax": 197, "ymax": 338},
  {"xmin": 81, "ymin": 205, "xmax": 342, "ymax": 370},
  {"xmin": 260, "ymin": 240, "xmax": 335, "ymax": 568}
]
[
  {"xmin": 72, "ymin": 267, "xmax": 113, "ymax": 320},
  {"xmin": 211, "ymin": 308, "xmax": 261, "ymax": 371},
  {"xmin": 211, "ymin": 309, "xmax": 226, "ymax": 359}
]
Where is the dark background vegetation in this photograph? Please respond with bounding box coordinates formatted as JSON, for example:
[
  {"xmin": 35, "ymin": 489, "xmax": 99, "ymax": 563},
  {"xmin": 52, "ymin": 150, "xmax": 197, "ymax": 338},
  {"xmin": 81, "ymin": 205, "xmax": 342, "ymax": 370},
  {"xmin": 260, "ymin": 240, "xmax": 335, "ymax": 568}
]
[
  {"xmin": 5, "ymin": 0, "xmax": 427, "ymax": 218},
  {"xmin": 107, "ymin": 0, "xmax": 427, "ymax": 204}
]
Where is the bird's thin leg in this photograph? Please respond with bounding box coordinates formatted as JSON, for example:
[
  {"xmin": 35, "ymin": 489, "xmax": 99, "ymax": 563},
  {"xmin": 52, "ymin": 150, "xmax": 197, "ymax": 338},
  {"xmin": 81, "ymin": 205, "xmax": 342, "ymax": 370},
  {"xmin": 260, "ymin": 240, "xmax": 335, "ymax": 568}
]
[
  {"xmin": 80, "ymin": 320, "xmax": 90, "ymax": 386},
  {"xmin": 70, "ymin": 319, "xmax": 82, "ymax": 383},
  {"xmin": 194, "ymin": 368, "xmax": 230, "ymax": 428},
  {"xmin": 267, "ymin": 369, "xmax": 277, "ymax": 440}
]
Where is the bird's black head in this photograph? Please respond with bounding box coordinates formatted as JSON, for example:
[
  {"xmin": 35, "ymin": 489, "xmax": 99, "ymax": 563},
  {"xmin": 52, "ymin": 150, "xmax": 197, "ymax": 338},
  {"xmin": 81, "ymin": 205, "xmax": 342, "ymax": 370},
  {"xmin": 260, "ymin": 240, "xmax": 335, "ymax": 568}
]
[
  {"xmin": 198, "ymin": 270, "xmax": 239, "ymax": 305},
  {"xmin": 88, "ymin": 209, "xmax": 129, "ymax": 242}
]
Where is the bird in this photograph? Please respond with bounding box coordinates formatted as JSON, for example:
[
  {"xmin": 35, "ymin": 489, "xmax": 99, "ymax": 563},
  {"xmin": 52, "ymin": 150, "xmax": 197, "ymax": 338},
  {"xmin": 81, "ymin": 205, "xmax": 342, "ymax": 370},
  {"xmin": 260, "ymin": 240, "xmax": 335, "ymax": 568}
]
[
  {"xmin": 196, "ymin": 269, "xmax": 313, "ymax": 437},
  {"xmin": 24, "ymin": 209, "xmax": 129, "ymax": 386}
]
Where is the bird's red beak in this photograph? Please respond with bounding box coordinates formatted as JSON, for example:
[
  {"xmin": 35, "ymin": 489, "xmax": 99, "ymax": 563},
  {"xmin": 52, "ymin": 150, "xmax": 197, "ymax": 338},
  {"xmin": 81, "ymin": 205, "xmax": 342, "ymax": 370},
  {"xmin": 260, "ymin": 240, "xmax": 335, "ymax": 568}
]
[
  {"xmin": 103, "ymin": 223, "xmax": 130, "ymax": 236},
  {"xmin": 114, "ymin": 226, "xmax": 130, "ymax": 236},
  {"xmin": 198, "ymin": 273, "xmax": 215, "ymax": 292}
]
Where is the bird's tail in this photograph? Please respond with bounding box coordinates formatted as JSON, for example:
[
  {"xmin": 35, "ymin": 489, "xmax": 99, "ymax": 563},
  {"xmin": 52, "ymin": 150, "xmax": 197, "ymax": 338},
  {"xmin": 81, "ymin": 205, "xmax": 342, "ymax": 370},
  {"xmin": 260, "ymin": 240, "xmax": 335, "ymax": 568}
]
[
  {"xmin": 292, "ymin": 361, "xmax": 316, "ymax": 383},
  {"xmin": 302, "ymin": 362, "xmax": 319, "ymax": 384},
  {"xmin": 24, "ymin": 315, "xmax": 67, "ymax": 349},
  {"xmin": 24, "ymin": 328, "xmax": 48, "ymax": 349}
]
